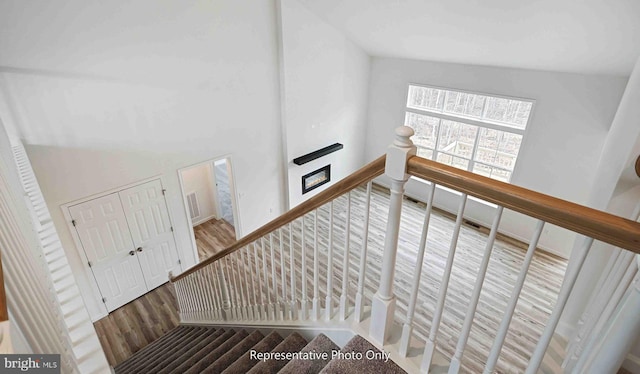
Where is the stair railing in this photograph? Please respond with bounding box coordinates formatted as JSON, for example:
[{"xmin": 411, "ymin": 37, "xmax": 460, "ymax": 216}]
[
  {"xmin": 171, "ymin": 155, "xmax": 386, "ymax": 323},
  {"xmin": 171, "ymin": 126, "xmax": 640, "ymax": 374}
]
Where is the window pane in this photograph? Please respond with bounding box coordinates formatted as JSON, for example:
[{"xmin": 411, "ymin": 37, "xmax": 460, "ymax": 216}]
[
  {"xmin": 444, "ymin": 91, "xmax": 485, "ymax": 118},
  {"xmin": 472, "ymin": 163, "xmax": 512, "ymax": 182},
  {"xmin": 475, "ymin": 128, "xmax": 522, "ymax": 170},
  {"xmin": 437, "ymin": 120, "xmax": 478, "ymax": 159},
  {"xmin": 437, "ymin": 153, "xmax": 469, "ymax": 170},
  {"xmin": 484, "ymin": 97, "xmax": 532, "ymax": 128},
  {"xmin": 407, "ymin": 86, "xmax": 444, "ymax": 111},
  {"xmin": 416, "ymin": 147, "xmax": 433, "ymax": 159},
  {"xmin": 473, "ymin": 163, "xmax": 492, "ymax": 178},
  {"xmin": 404, "ymin": 112, "xmax": 439, "ymax": 149}
]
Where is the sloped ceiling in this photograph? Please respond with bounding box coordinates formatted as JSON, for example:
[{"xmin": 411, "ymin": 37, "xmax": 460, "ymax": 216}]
[
  {"xmin": 299, "ymin": 0, "xmax": 640, "ymax": 76},
  {"xmin": 0, "ymin": 0, "xmax": 638, "ymax": 83}
]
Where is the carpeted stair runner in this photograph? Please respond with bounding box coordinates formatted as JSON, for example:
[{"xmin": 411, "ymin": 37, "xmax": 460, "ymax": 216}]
[{"xmin": 114, "ymin": 325, "xmax": 407, "ymax": 374}]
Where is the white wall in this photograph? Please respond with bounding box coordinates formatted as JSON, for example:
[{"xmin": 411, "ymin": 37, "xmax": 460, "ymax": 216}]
[
  {"xmin": 366, "ymin": 57, "xmax": 628, "ymax": 258},
  {"xmin": 0, "ymin": 1, "xmax": 284, "ymax": 321},
  {"xmin": 182, "ymin": 163, "xmax": 217, "ymax": 226},
  {"xmin": 278, "ymin": 0, "xmax": 370, "ymax": 208}
]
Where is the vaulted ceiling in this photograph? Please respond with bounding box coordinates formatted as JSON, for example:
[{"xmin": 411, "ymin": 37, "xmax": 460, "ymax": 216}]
[
  {"xmin": 299, "ymin": 0, "xmax": 640, "ymax": 76},
  {"xmin": 0, "ymin": 0, "xmax": 638, "ymax": 85}
]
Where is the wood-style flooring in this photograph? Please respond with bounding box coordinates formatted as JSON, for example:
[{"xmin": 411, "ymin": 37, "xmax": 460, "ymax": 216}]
[
  {"xmin": 94, "ymin": 218, "xmax": 236, "ymax": 366},
  {"xmin": 194, "ymin": 218, "xmax": 236, "ymax": 261}
]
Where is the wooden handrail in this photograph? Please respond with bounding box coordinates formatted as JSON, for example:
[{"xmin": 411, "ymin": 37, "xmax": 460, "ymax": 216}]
[
  {"xmin": 407, "ymin": 156, "xmax": 640, "ymax": 254},
  {"xmin": 171, "ymin": 155, "xmax": 386, "ymax": 282},
  {"xmin": 0, "ymin": 252, "xmax": 8, "ymax": 322}
]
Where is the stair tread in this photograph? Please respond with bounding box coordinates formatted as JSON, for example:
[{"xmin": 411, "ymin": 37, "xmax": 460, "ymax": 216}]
[
  {"xmin": 114, "ymin": 326, "xmax": 192, "ymax": 371},
  {"xmin": 200, "ymin": 330, "xmax": 265, "ymax": 374},
  {"xmin": 119, "ymin": 327, "xmax": 208, "ymax": 373},
  {"xmin": 150, "ymin": 329, "xmax": 224, "ymax": 374},
  {"xmin": 170, "ymin": 328, "xmax": 237, "ymax": 374},
  {"xmin": 279, "ymin": 333, "xmax": 339, "ymax": 374},
  {"xmin": 221, "ymin": 331, "xmax": 284, "ymax": 374},
  {"xmin": 246, "ymin": 332, "xmax": 308, "ymax": 374},
  {"xmin": 319, "ymin": 335, "xmax": 406, "ymax": 374},
  {"xmin": 183, "ymin": 329, "xmax": 249, "ymax": 374}
]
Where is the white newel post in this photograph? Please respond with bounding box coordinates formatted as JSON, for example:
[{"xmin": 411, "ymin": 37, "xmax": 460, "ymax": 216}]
[
  {"xmin": 577, "ymin": 255, "xmax": 640, "ymax": 373},
  {"xmin": 369, "ymin": 126, "xmax": 416, "ymax": 345}
]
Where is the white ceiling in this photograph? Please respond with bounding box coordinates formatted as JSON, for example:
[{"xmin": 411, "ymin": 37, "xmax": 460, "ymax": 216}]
[
  {"xmin": 0, "ymin": 0, "xmax": 638, "ymax": 82},
  {"xmin": 299, "ymin": 0, "xmax": 640, "ymax": 76}
]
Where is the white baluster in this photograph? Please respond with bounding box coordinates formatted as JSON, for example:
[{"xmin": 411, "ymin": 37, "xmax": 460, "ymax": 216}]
[
  {"xmin": 203, "ymin": 267, "xmax": 217, "ymax": 318},
  {"xmin": 312, "ymin": 209, "xmax": 320, "ymax": 320},
  {"xmin": 196, "ymin": 271, "xmax": 210, "ymax": 318},
  {"xmin": 217, "ymin": 261, "xmax": 231, "ymax": 320},
  {"xmin": 270, "ymin": 233, "xmax": 281, "ymax": 319},
  {"xmin": 301, "ymin": 216, "xmax": 309, "ymax": 320},
  {"xmin": 235, "ymin": 252, "xmax": 248, "ymax": 320},
  {"xmin": 578, "ymin": 257, "xmax": 640, "ymax": 373},
  {"xmin": 370, "ymin": 126, "xmax": 416, "ymax": 345},
  {"xmin": 565, "ymin": 203, "xmax": 640, "ymax": 369},
  {"xmin": 253, "ymin": 241, "xmax": 266, "ymax": 320},
  {"xmin": 279, "ymin": 228, "xmax": 288, "ymax": 319},
  {"xmin": 448, "ymin": 206, "xmax": 504, "ymax": 373},
  {"xmin": 399, "ymin": 183, "xmax": 436, "ymax": 357},
  {"xmin": 289, "ymin": 222, "xmax": 298, "ymax": 320},
  {"xmin": 484, "ymin": 220, "xmax": 545, "ymax": 374},
  {"xmin": 174, "ymin": 279, "xmax": 186, "ymax": 315},
  {"xmin": 355, "ymin": 181, "xmax": 372, "ymax": 323},
  {"xmin": 421, "ymin": 193, "xmax": 468, "ymax": 371},
  {"xmin": 525, "ymin": 236, "xmax": 594, "ymax": 373},
  {"xmin": 243, "ymin": 247, "xmax": 257, "ymax": 320},
  {"xmin": 225, "ymin": 256, "xmax": 239, "ymax": 319},
  {"xmin": 208, "ymin": 266, "xmax": 222, "ymax": 319},
  {"xmin": 572, "ymin": 255, "xmax": 637, "ymax": 372},
  {"xmin": 261, "ymin": 237, "xmax": 273, "ymax": 320},
  {"xmin": 339, "ymin": 192, "xmax": 352, "ymax": 321},
  {"xmin": 326, "ymin": 200, "xmax": 334, "ymax": 321}
]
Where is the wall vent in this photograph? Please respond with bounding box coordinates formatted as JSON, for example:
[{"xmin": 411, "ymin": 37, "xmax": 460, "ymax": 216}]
[{"xmin": 187, "ymin": 192, "xmax": 200, "ymax": 220}]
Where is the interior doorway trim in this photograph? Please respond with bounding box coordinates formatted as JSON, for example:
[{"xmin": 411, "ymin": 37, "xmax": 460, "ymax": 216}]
[{"xmin": 177, "ymin": 155, "xmax": 241, "ymax": 264}]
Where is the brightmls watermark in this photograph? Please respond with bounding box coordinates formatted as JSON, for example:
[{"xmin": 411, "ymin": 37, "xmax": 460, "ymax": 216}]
[{"xmin": 1, "ymin": 355, "xmax": 60, "ymax": 373}]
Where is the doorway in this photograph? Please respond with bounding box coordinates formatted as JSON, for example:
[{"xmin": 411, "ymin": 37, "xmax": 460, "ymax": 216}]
[
  {"xmin": 67, "ymin": 179, "xmax": 182, "ymax": 312},
  {"xmin": 178, "ymin": 156, "xmax": 240, "ymax": 262}
]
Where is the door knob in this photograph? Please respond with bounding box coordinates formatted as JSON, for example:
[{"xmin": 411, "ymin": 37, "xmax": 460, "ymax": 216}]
[
  {"xmin": 136, "ymin": 247, "xmax": 143, "ymax": 252},
  {"xmin": 129, "ymin": 250, "xmax": 135, "ymax": 256}
]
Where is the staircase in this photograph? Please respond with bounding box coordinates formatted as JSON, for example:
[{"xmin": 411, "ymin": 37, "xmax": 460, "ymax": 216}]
[{"xmin": 114, "ymin": 325, "xmax": 405, "ymax": 374}]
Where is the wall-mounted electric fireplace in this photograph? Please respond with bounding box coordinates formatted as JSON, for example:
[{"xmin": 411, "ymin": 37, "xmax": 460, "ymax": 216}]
[{"xmin": 302, "ymin": 165, "xmax": 331, "ymax": 194}]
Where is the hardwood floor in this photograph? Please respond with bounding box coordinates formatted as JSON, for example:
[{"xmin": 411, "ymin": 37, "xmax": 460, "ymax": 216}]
[
  {"xmin": 194, "ymin": 218, "xmax": 236, "ymax": 260},
  {"xmin": 93, "ymin": 283, "xmax": 180, "ymax": 367},
  {"xmin": 94, "ymin": 218, "xmax": 235, "ymax": 367}
]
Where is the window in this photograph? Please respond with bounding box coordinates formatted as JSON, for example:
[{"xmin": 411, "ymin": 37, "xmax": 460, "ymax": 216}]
[{"xmin": 404, "ymin": 84, "xmax": 533, "ymax": 183}]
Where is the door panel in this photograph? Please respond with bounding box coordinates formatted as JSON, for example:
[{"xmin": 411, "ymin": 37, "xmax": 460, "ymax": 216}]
[
  {"xmin": 69, "ymin": 193, "xmax": 147, "ymax": 311},
  {"xmin": 119, "ymin": 180, "xmax": 181, "ymax": 290}
]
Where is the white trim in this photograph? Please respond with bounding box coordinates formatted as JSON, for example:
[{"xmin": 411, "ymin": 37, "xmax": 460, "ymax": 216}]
[
  {"xmin": 177, "ymin": 155, "xmax": 242, "ymax": 265},
  {"xmin": 192, "ymin": 214, "xmax": 217, "ymax": 227},
  {"xmin": 405, "ymin": 107, "xmax": 526, "ymax": 135}
]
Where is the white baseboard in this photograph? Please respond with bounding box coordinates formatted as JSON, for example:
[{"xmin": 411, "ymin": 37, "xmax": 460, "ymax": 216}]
[{"xmin": 192, "ymin": 214, "xmax": 217, "ymax": 227}]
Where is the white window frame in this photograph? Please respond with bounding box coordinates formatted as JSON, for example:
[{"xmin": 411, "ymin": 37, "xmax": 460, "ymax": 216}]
[{"xmin": 404, "ymin": 83, "xmax": 535, "ymax": 183}]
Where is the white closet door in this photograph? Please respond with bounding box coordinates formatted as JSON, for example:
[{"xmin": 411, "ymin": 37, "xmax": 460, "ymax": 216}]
[
  {"xmin": 119, "ymin": 180, "xmax": 182, "ymax": 290},
  {"xmin": 69, "ymin": 193, "xmax": 147, "ymax": 311}
]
